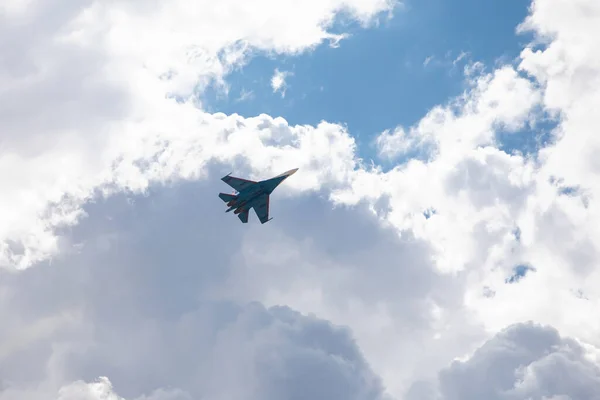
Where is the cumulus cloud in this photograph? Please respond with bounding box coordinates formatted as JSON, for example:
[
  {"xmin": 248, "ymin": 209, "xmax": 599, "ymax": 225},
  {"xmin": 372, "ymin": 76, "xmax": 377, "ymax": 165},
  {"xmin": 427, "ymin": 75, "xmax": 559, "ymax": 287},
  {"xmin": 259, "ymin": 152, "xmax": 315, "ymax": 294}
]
[
  {"xmin": 0, "ymin": 1, "xmax": 408, "ymax": 398},
  {"xmin": 341, "ymin": 0, "xmax": 600, "ymax": 355},
  {"xmin": 0, "ymin": 0, "xmax": 395, "ymax": 270},
  {"xmin": 339, "ymin": 0, "xmax": 600, "ymax": 393},
  {"xmin": 375, "ymin": 65, "xmax": 541, "ymax": 162},
  {"xmin": 406, "ymin": 322, "xmax": 600, "ymax": 400}
]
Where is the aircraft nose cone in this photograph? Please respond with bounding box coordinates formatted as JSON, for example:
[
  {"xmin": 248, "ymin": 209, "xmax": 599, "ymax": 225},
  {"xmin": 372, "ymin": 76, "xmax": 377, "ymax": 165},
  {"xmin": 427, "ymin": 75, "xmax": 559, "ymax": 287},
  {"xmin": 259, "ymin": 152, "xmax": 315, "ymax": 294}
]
[{"xmin": 288, "ymin": 168, "xmax": 299, "ymax": 176}]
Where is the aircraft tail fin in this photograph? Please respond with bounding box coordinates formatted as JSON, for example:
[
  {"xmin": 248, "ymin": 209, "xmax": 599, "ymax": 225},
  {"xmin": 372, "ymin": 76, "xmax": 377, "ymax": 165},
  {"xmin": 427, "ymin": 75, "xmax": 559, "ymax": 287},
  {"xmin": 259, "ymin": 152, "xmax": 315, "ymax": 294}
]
[
  {"xmin": 238, "ymin": 209, "xmax": 249, "ymax": 223},
  {"xmin": 218, "ymin": 193, "xmax": 237, "ymax": 203}
]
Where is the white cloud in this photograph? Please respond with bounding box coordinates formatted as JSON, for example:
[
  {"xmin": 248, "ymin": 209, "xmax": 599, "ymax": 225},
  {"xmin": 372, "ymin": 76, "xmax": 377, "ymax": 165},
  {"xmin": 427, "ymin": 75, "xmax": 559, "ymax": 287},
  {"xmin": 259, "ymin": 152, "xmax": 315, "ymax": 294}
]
[
  {"xmin": 454, "ymin": 0, "xmax": 600, "ymax": 352},
  {"xmin": 0, "ymin": 0, "xmax": 396, "ymax": 270},
  {"xmin": 374, "ymin": 65, "xmax": 541, "ymax": 163},
  {"xmin": 338, "ymin": 0, "xmax": 600, "ymax": 392},
  {"xmin": 342, "ymin": 1, "xmax": 600, "ymax": 393},
  {"xmin": 271, "ymin": 68, "xmax": 293, "ymax": 97},
  {"xmin": 356, "ymin": 66, "xmax": 542, "ymax": 282},
  {"xmin": 406, "ymin": 322, "xmax": 600, "ymax": 400},
  {"xmin": 0, "ymin": 2, "xmax": 402, "ymax": 398}
]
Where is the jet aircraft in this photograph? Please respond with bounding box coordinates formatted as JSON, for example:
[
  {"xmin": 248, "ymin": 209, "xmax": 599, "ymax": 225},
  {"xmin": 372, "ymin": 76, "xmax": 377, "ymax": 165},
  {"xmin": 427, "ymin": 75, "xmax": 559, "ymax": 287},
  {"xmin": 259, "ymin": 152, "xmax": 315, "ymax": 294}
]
[{"xmin": 218, "ymin": 168, "xmax": 298, "ymax": 224}]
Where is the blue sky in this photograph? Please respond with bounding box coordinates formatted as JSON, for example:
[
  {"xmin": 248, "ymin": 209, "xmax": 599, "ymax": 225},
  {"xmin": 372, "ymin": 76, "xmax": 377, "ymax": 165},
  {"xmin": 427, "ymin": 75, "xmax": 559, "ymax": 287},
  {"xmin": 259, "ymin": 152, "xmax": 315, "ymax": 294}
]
[{"xmin": 203, "ymin": 0, "xmax": 540, "ymax": 161}]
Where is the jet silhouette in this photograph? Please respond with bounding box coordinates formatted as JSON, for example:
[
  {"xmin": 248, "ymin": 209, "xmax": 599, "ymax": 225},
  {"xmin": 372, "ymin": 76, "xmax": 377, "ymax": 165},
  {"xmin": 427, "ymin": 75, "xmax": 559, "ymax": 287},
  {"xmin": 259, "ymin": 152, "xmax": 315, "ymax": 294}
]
[{"xmin": 218, "ymin": 168, "xmax": 298, "ymax": 224}]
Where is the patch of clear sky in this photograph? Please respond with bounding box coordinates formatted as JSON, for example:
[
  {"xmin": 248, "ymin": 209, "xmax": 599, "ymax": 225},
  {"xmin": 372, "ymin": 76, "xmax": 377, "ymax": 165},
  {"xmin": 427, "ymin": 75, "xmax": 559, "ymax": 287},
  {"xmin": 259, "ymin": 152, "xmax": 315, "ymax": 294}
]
[{"xmin": 203, "ymin": 0, "xmax": 554, "ymax": 162}]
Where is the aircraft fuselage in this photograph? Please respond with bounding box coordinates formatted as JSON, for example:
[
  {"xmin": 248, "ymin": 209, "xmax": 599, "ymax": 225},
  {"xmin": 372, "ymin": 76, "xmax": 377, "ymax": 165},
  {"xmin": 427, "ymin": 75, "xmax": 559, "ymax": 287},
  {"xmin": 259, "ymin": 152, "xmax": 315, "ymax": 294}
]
[{"xmin": 225, "ymin": 174, "xmax": 290, "ymax": 213}]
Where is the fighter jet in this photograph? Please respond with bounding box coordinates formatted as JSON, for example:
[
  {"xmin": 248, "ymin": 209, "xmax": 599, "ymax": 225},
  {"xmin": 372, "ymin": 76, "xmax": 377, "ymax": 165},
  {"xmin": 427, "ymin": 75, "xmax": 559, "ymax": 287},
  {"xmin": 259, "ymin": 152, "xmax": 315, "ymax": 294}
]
[{"xmin": 218, "ymin": 168, "xmax": 298, "ymax": 224}]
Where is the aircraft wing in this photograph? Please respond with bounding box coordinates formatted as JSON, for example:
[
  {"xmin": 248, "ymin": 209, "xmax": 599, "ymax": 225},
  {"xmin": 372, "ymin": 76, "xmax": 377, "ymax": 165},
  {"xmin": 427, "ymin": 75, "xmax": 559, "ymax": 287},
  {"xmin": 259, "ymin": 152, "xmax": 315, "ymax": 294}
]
[
  {"xmin": 222, "ymin": 174, "xmax": 257, "ymax": 193},
  {"xmin": 238, "ymin": 209, "xmax": 249, "ymax": 223},
  {"xmin": 253, "ymin": 194, "xmax": 271, "ymax": 224}
]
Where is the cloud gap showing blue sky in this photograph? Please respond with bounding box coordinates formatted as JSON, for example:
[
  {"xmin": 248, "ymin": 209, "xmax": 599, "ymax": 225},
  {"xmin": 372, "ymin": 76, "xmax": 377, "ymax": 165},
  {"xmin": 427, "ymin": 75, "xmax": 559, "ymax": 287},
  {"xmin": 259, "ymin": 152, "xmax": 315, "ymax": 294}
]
[{"xmin": 202, "ymin": 0, "xmax": 541, "ymax": 162}]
